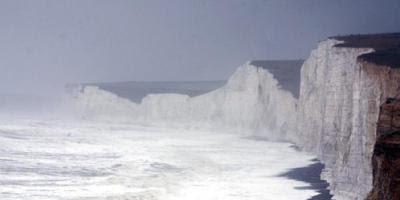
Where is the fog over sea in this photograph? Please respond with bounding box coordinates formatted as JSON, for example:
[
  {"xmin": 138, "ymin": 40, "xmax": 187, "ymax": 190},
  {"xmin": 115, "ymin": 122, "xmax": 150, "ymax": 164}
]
[{"xmin": 0, "ymin": 81, "xmax": 319, "ymax": 200}]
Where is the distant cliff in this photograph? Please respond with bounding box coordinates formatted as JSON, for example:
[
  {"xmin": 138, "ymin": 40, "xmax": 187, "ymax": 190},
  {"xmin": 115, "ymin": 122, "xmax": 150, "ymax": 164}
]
[{"xmin": 71, "ymin": 62, "xmax": 300, "ymax": 140}]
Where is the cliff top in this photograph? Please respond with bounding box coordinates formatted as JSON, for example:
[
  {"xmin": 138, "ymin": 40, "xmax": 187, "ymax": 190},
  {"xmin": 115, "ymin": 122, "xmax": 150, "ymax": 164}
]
[
  {"xmin": 249, "ymin": 60, "xmax": 304, "ymax": 98},
  {"xmin": 83, "ymin": 80, "xmax": 226, "ymax": 103},
  {"xmin": 331, "ymin": 33, "xmax": 400, "ymax": 68}
]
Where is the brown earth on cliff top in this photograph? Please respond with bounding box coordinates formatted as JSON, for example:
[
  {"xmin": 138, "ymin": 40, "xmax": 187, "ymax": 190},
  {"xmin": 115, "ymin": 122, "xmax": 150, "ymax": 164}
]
[
  {"xmin": 331, "ymin": 33, "xmax": 400, "ymax": 68},
  {"xmin": 366, "ymin": 98, "xmax": 400, "ymax": 200}
]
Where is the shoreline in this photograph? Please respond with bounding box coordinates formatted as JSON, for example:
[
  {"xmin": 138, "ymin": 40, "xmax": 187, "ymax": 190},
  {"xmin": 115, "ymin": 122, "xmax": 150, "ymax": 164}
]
[{"xmin": 279, "ymin": 158, "xmax": 333, "ymax": 200}]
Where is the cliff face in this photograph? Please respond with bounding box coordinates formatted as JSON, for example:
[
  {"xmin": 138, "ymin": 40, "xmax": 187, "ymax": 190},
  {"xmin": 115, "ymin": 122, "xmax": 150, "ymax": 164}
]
[
  {"xmin": 366, "ymin": 98, "xmax": 400, "ymax": 200},
  {"xmin": 72, "ymin": 64, "xmax": 298, "ymax": 140},
  {"xmin": 297, "ymin": 39, "xmax": 373, "ymax": 199},
  {"xmin": 71, "ymin": 36, "xmax": 400, "ymax": 200},
  {"xmin": 297, "ymin": 39, "xmax": 400, "ymax": 200}
]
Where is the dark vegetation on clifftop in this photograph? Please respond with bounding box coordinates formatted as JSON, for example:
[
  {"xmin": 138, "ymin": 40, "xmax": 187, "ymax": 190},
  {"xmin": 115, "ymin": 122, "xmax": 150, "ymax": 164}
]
[
  {"xmin": 331, "ymin": 33, "xmax": 400, "ymax": 68},
  {"xmin": 249, "ymin": 60, "xmax": 303, "ymax": 98}
]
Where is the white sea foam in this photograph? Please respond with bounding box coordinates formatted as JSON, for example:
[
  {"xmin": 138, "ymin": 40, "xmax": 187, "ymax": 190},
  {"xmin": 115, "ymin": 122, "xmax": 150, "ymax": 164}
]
[{"xmin": 0, "ymin": 118, "xmax": 318, "ymax": 200}]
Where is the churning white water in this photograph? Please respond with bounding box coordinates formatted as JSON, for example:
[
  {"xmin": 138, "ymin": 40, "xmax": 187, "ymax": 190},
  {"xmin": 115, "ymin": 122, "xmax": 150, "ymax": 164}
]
[{"xmin": 0, "ymin": 117, "xmax": 319, "ymax": 200}]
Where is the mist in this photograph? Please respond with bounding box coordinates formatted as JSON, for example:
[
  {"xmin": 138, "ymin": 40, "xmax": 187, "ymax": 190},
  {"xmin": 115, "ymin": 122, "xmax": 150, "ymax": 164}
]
[{"xmin": 0, "ymin": 0, "xmax": 399, "ymax": 96}]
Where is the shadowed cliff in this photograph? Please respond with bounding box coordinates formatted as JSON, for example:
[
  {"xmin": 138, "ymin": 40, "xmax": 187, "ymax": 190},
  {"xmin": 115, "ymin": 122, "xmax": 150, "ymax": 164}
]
[{"xmin": 367, "ymin": 98, "xmax": 400, "ymax": 200}]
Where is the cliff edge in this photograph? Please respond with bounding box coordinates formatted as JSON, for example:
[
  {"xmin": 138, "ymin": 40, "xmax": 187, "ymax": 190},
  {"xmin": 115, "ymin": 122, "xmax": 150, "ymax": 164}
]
[{"xmin": 333, "ymin": 33, "xmax": 400, "ymax": 68}]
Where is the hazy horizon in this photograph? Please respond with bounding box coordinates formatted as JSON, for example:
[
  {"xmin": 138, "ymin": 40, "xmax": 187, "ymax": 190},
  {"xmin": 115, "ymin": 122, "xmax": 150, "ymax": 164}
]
[{"xmin": 1, "ymin": 0, "xmax": 400, "ymax": 95}]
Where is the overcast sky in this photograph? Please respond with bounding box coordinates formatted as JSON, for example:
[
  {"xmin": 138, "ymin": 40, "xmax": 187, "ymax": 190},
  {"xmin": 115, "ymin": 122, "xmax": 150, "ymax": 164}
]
[{"xmin": 1, "ymin": 0, "xmax": 400, "ymax": 94}]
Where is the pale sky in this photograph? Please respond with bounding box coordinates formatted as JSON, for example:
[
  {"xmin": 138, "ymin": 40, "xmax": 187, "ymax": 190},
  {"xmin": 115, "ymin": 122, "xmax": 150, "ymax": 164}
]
[{"xmin": 1, "ymin": 0, "xmax": 399, "ymax": 95}]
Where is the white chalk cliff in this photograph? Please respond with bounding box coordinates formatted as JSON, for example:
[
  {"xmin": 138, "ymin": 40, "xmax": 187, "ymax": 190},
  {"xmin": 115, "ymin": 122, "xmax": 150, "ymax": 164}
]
[
  {"xmin": 70, "ymin": 38, "xmax": 400, "ymax": 199},
  {"xmin": 297, "ymin": 39, "xmax": 374, "ymax": 200},
  {"xmin": 72, "ymin": 64, "xmax": 297, "ymax": 140},
  {"xmin": 297, "ymin": 39, "xmax": 400, "ymax": 200}
]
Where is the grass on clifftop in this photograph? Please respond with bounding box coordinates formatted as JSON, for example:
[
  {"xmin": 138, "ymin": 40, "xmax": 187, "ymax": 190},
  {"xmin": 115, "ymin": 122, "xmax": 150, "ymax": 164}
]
[{"xmin": 331, "ymin": 33, "xmax": 400, "ymax": 68}]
